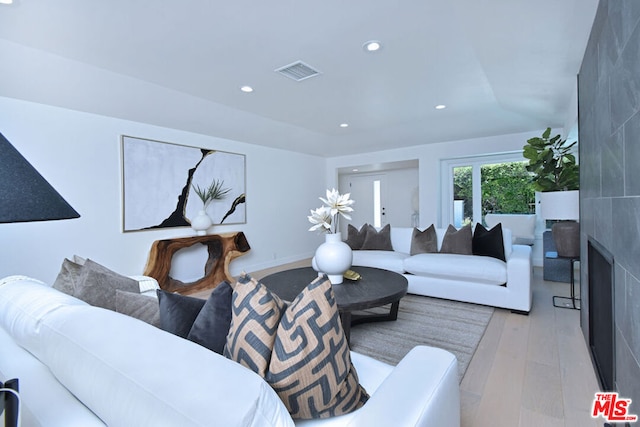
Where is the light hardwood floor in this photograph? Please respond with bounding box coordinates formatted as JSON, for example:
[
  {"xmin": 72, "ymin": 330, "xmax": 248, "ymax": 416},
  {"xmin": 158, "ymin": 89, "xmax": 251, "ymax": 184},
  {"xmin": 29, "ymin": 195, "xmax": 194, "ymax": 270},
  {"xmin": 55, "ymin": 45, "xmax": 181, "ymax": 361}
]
[
  {"xmin": 250, "ymin": 262, "xmax": 603, "ymax": 427},
  {"xmin": 460, "ymin": 267, "xmax": 603, "ymax": 427}
]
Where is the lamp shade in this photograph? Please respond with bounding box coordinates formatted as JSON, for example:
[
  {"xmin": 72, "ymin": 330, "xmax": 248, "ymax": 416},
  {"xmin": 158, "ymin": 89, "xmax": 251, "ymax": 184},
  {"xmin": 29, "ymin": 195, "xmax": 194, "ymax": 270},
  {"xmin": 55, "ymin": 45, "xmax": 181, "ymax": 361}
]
[
  {"xmin": 0, "ymin": 132, "xmax": 80, "ymax": 223},
  {"xmin": 540, "ymin": 190, "xmax": 579, "ymax": 221}
]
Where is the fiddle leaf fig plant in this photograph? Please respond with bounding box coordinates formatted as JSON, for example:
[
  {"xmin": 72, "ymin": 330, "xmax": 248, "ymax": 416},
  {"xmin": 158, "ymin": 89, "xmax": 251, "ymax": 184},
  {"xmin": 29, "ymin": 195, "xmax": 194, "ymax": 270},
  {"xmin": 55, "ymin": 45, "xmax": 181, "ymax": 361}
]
[{"xmin": 523, "ymin": 127, "xmax": 579, "ymax": 191}]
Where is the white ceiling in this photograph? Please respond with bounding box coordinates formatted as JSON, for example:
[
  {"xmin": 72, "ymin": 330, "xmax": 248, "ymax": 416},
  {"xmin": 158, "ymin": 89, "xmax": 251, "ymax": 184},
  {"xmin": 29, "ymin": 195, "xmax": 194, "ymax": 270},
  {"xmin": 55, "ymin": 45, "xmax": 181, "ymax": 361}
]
[{"xmin": 0, "ymin": 0, "xmax": 599, "ymax": 157}]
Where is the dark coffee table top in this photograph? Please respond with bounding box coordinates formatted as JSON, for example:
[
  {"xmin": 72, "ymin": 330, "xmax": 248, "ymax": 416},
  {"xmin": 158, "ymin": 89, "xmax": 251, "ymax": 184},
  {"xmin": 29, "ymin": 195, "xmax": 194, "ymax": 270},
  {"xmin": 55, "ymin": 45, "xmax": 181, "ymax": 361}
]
[{"xmin": 259, "ymin": 266, "xmax": 408, "ymax": 311}]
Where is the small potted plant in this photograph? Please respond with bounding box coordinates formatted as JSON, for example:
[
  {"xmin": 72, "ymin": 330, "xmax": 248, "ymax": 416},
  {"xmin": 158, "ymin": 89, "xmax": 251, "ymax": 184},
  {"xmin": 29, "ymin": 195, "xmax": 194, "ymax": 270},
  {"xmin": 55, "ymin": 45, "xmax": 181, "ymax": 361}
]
[{"xmin": 190, "ymin": 179, "xmax": 231, "ymax": 235}]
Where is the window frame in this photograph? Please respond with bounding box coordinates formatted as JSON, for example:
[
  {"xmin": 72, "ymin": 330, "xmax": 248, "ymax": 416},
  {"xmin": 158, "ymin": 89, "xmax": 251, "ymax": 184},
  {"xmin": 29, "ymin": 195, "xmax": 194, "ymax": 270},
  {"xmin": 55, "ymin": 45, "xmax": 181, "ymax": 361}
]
[{"xmin": 440, "ymin": 151, "xmax": 526, "ymax": 227}]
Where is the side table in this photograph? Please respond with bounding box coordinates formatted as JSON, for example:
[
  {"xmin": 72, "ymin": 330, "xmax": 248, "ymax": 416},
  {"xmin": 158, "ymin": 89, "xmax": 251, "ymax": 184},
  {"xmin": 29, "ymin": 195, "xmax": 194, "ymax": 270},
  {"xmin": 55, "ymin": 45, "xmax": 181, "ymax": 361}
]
[
  {"xmin": 546, "ymin": 251, "xmax": 580, "ymax": 310},
  {"xmin": 143, "ymin": 232, "xmax": 250, "ymax": 295}
]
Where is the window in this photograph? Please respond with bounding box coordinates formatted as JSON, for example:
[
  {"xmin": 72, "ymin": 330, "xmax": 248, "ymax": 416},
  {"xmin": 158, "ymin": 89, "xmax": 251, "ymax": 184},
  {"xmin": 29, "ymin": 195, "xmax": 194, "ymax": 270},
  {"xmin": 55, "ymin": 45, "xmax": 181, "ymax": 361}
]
[{"xmin": 442, "ymin": 152, "xmax": 535, "ymax": 227}]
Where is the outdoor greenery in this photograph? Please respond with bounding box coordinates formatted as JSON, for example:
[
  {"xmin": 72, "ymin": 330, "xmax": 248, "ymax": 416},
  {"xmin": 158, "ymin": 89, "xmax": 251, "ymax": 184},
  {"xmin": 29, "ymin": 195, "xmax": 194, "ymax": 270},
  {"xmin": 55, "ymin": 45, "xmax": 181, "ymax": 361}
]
[
  {"xmin": 523, "ymin": 127, "xmax": 579, "ymax": 191},
  {"xmin": 454, "ymin": 161, "xmax": 536, "ymax": 224}
]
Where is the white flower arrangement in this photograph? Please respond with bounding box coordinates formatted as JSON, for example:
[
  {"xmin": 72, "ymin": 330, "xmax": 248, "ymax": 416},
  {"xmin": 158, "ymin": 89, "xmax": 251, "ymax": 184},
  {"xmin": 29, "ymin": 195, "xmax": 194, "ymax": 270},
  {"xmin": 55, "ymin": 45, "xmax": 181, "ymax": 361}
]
[{"xmin": 308, "ymin": 188, "xmax": 354, "ymax": 234}]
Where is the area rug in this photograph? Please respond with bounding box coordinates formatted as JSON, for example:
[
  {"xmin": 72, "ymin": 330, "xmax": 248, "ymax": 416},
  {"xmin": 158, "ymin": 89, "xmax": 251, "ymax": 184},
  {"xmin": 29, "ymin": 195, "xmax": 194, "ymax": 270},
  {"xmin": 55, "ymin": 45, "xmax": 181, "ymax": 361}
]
[{"xmin": 349, "ymin": 295, "xmax": 494, "ymax": 382}]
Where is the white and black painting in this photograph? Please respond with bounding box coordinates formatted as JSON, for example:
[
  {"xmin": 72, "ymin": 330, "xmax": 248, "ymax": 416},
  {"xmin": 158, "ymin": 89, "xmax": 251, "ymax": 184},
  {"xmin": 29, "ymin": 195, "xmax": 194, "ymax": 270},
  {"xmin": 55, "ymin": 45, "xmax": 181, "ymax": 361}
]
[{"xmin": 121, "ymin": 136, "xmax": 246, "ymax": 232}]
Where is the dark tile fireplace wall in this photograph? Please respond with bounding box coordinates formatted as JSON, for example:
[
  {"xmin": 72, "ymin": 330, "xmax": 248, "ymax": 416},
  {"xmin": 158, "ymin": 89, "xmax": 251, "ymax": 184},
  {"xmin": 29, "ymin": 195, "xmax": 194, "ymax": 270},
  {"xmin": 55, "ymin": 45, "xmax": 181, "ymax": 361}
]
[{"xmin": 578, "ymin": 0, "xmax": 640, "ymax": 409}]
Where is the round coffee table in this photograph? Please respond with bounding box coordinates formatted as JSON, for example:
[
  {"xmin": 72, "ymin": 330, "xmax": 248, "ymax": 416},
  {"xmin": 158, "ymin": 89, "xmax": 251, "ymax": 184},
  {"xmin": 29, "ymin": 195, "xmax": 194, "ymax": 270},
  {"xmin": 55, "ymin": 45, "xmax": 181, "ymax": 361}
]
[{"xmin": 259, "ymin": 266, "xmax": 408, "ymax": 343}]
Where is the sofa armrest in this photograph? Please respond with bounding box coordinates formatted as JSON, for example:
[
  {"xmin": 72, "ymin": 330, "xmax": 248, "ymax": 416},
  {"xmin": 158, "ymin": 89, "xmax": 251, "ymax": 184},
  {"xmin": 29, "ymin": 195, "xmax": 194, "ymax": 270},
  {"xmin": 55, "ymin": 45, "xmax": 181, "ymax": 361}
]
[
  {"xmin": 505, "ymin": 244, "xmax": 533, "ymax": 312},
  {"xmin": 348, "ymin": 346, "xmax": 460, "ymax": 427}
]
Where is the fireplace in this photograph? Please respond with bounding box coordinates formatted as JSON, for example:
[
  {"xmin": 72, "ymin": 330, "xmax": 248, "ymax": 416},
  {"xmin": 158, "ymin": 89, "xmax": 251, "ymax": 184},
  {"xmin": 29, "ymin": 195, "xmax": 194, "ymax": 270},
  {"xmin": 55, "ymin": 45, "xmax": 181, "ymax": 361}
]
[{"xmin": 588, "ymin": 237, "xmax": 615, "ymax": 392}]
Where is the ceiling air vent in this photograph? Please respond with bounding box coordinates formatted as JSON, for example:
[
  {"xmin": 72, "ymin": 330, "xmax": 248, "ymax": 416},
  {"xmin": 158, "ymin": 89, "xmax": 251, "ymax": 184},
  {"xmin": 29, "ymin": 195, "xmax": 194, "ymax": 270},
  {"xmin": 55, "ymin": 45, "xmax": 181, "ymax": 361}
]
[{"xmin": 275, "ymin": 61, "xmax": 321, "ymax": 82}]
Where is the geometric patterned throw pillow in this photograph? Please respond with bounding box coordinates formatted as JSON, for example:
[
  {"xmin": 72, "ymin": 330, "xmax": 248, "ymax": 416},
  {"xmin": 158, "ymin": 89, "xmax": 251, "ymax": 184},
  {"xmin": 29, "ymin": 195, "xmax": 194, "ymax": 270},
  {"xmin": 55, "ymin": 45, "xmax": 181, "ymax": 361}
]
[
  {"xmin": 223, "ymin": 274, "xmax": 287, "ymax": 377},
  {"xmin": 266, "ymin": 276, "xmax": 369, "ymax": 419}
]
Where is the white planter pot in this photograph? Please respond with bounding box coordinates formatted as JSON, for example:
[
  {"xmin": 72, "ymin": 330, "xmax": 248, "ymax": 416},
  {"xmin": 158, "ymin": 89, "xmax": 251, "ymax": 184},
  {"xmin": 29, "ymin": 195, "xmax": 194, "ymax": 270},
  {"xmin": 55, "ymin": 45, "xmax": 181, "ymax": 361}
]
[
  {"xmin": 313, "ymin": 232, "xmax": 352, "ymax": 284},
  {"xmin": 191, "ymin": 209, "xmax": 212, "ymax": 235}
]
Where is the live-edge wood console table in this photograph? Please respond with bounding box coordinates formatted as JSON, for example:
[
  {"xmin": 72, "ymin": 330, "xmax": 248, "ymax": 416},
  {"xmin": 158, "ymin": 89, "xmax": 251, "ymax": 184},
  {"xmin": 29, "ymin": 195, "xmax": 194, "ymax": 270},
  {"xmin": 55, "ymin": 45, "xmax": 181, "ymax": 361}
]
[{"xmin": 143, "ymin": 232, "xmax": 250, "ymax": 296}]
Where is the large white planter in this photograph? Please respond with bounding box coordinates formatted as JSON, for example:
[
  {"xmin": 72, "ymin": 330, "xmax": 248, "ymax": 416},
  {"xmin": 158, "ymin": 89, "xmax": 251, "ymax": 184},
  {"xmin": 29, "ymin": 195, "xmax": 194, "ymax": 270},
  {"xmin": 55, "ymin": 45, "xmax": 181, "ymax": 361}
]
[{"xmin": 313, "ymin": 232, "xmax": 352, "ymax": 284}]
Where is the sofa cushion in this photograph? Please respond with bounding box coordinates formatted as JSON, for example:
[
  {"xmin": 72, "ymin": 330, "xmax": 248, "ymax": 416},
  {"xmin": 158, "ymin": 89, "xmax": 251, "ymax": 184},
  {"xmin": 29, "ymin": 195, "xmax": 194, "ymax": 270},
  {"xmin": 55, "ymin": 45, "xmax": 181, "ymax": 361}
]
[
  {"xmin": 115, "ymin": 290, "xmax": 160, "ymax": 327},
  {"xmin": 440, "ymin": 224, "xmax": 473, "ymax": 255},
  {"xmin": 351, "ymin": 250, "xmax": 408, "ymax": 274},
  {"xmin": 72, "ymin": 259, "xmax": 140, "ymax": 311},
  {"xmin": 472, "ymin": 223, "xmax": 506, "ymax": 261},
  {"xmin": 361, "ymin": 224, "xmax": 393, "ymax": 250},
  {"xmin": 403, "ymin": 253, "xmax": 507, "ymax": 285},
  {"xmin": 345, "ymin": 223, "xmax": 368, "ymax": 250},
  {"xmin": 267, "ymin": 276, "xmax": 369, "ymax": 419},
  {"xmin": 157, "ymin": 290, "xmax": 206, "ymax": 338},
  {"xmin": 485, "ymin": 213, "xmax": 536, "ymax": 245},
  {"xmin": 224, "ymin": 274, "xmax": 287, "ymax": 377},
  {"xmin": 410, "ymin": 225, "xmax": 438, "ymax": 255},
  {"xmin": 187, "ymin": 281, "xmax": 233, "ymax": 355}
]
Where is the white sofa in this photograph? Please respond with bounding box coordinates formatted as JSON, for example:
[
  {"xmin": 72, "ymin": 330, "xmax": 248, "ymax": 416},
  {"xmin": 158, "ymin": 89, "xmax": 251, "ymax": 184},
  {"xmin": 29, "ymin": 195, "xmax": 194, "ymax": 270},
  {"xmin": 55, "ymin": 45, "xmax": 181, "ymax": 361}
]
[
  {"xmin": 0, "ymin": 275, "xmax": 460, "ymax": 427},
  {"xmin": 352, "ymin": 227, "xmax": 533, "ymax": 313}
]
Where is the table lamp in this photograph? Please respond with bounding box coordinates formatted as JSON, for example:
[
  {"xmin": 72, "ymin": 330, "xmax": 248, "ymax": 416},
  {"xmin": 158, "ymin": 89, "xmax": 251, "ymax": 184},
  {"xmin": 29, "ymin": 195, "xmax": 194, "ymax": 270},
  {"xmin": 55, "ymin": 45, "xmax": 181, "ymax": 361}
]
[
  {"xmin": 0, "ymin": 132, "xmax": 80, "ymax": 223},
  {"xmin": 540, "ymin": 190, "xmax": 579, "ymax": 258}
]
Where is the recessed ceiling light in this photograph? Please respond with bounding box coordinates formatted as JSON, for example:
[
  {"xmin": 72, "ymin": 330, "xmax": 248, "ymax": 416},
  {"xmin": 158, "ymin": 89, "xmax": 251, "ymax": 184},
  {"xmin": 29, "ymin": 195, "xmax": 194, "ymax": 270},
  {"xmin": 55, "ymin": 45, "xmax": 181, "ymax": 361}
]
[
  {"xmin": 363, "ymin": 40, "xmax": 382, "ymax": 52},
  {"xmin": 435, "ymin": 104, "xmax": 447, "ymax": 110},
  {"xmin": 240, "ymin": 86, "xmax": 254, "ymax": 93},
  {"xmin": 0, "ymin": 0, "xmax": 14, "ymax": 4},
  {"xmin": 352, "ymin": 168, "xmax": 359, "ymax": 172},
  {"xmin": 340, "ymin": 123, "xmax": 349, "ymax": 128}
]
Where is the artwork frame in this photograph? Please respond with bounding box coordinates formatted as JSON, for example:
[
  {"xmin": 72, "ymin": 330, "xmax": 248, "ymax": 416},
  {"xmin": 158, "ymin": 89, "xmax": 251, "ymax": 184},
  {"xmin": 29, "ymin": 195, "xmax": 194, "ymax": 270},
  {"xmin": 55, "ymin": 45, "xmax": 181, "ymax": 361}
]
[{"xmin": 121, "ymin": 135, "xmax": 246, "ymax": 232}]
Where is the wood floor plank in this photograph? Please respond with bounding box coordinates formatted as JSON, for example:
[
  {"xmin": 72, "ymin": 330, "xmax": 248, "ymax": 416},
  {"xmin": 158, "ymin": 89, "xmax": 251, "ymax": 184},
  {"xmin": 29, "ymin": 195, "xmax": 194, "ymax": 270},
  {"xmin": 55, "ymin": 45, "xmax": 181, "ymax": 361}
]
[
  {"xmin": 460, "ymin": 309, "xmax": 507, "ymax": 395},
  {"xmin": 471, "ymin": 312, "xmax": 530, "ymax": 427}
]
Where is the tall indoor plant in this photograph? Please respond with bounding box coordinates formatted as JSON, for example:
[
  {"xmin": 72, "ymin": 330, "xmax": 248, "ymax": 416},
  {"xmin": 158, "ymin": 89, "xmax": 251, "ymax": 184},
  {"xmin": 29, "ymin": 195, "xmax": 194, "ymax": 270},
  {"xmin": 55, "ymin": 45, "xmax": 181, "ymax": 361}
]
[{"xmin": 523, "ymin": 128, "xmax": 580, "ymax": 257}]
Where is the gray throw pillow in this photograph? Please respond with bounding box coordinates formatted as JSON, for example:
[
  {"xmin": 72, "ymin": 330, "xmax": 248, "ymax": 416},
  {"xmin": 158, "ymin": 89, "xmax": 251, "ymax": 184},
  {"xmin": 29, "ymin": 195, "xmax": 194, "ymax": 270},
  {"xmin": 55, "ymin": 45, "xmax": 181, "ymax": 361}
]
[
  {"xmin": 115, "ymin": 290, "xmax": 161, "ymax": 327},
  {"xmin": 440, "ymin": 224, "xmax": 473, "ymax": 255},
  {"xmin": 345, "ymin": 224, "xmax": 368, "ymax": 250},
  {"xmin": 74, "ymin": 259, "xmax": 140, "ymax": 310},
  {"xmin": 361, "ymin": 224, "xmax": 393, "ymax": 251},
  {"xmin": 187, "ymin": 281, "xmax": 233, "ymax": 355},
  {"xmin": 157, "ymin": 290, "xmax": 207, "ymax": 339},
  {"xmin": 410, "ymin": 225, "xmax": 438, "ymax": 255},
  {"xmin": 52, "ymin": 258, "xmax": 84, "ymax": 295}
]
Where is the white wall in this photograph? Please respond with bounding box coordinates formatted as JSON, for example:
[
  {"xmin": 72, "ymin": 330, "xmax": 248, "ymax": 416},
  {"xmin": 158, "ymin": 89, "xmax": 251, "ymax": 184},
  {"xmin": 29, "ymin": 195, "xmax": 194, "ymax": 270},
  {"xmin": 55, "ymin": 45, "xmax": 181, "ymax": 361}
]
[{"xmin": 0, "ymin": 97, "xmax": 325, "ymax": 283}]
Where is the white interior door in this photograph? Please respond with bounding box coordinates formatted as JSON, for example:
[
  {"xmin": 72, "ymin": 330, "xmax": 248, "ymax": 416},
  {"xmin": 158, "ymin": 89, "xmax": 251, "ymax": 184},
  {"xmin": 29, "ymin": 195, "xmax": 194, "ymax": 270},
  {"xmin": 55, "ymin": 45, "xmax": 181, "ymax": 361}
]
[{"xmin": 339, "ymin": 173, "xmax": 387, "ymax": 234}]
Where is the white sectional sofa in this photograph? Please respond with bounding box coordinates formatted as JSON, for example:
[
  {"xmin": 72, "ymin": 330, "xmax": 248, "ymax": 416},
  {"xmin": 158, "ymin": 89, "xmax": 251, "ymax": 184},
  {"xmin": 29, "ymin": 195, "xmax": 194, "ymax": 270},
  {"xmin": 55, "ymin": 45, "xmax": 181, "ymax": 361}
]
[
  {"xmin": 0, "ymin": 275, "xmax": 460, "ymax": 427},
  {"xmin": 352, "ymin": 226, "xmax": 533, "ymax": 313}
]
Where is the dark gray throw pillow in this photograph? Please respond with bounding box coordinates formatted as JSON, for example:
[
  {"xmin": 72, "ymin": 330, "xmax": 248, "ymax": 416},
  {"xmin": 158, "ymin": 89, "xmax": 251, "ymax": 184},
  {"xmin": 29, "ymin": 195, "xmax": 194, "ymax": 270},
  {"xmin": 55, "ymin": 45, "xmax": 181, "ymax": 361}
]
[
  {"xmin": 361, "ymin": 224, "xmax": 393, "ymax": 251},
  {"xmin": 410, "ymin": 225, "xmax": 438, "ymax": 255},
  {"xmin": 74, "ymin": 259, "xmax": 140, "ymax": 311},
  {"xmin": 440, "ymin": 224, "xmax": 473, "ymax": 255},
  {"xmin": 187, "ymin": 281, "xmax": 233, "ymax": 355},
  {"xmin": 115, "ymin": 290, "xmax": 161, "ymax": 327},
  {"xmin": 472, "ymin": 223, "xmax": 506, "ymax": 261},
  {"xmin": 157, "ymin": 290, "xmax": 206, "ymax": 338},
  {"xmin": 345, "ymin": 224, "xmax": 368, "ymax": 250}
]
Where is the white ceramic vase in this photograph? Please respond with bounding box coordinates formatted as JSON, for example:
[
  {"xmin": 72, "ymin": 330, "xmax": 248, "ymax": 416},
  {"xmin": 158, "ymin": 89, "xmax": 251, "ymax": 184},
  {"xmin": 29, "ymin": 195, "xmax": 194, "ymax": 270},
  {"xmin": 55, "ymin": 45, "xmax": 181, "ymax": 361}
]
[
  {"xmin": 191, "ymin": 209, "xmax": 212, "ymax": 235},
  {"xmin": 313, "ymin": 232, "xmax": 352, "ymax": 284}
]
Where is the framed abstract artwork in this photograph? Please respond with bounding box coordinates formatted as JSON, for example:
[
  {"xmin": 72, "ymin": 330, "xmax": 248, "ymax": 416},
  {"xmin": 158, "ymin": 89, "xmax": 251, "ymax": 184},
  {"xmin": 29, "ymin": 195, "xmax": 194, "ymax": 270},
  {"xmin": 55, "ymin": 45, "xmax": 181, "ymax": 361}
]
[{"xmin": 121, "ymin": 136, "xmax": 246, "ymax": 232}]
